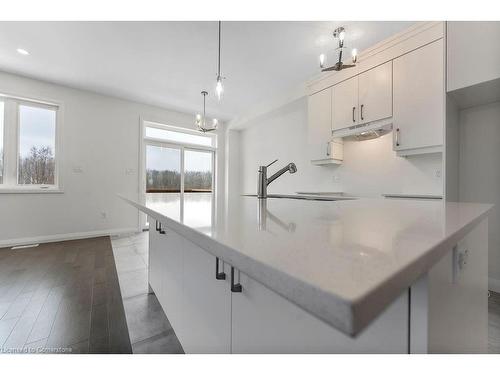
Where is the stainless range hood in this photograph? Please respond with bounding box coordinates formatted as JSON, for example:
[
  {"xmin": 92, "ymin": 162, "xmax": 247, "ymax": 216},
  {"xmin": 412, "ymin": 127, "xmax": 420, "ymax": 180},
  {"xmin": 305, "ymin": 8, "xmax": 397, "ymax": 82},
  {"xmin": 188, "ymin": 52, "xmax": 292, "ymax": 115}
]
[{"xmin": 332, "ymin": 118, "xmax": 393, "ymax": 141}]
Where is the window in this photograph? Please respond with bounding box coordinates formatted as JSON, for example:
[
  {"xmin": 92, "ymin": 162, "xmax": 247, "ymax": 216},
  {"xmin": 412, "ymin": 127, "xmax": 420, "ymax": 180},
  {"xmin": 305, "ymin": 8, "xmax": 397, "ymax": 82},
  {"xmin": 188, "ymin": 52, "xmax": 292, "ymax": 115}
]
[
  {"xmin": 0, "ymin": 95, "xmax": 60, "ymax": 192},
  {"xmin": 18, "ymin": 105, "xmax": 57, "ymax": 185}
]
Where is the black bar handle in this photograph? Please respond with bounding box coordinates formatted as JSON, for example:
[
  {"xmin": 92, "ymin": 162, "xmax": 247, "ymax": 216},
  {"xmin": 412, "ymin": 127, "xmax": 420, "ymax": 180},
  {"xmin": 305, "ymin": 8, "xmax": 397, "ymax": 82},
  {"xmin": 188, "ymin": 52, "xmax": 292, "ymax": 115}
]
[
  {"xmin": 360, "ymin": 104, "xmax": 364, "ymax": 121},
  {"xmin": 215, "ymin": 257, "xmax": 226, "ymax": 280},
  {"xmin": 231, "ymin": 267, "xmax": 242, "ymax": 293},
  {"xmin": 158, "ymin": 222, "xmax": 166, "ymax": 235}
]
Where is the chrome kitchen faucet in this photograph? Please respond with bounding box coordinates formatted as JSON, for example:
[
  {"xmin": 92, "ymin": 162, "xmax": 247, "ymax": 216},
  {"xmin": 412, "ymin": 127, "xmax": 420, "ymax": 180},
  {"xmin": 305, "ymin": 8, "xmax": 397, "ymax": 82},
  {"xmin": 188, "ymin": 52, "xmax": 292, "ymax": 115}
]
[{"xmin": 257, "ymin": 159, "xmax": 297, "ymax": 199}]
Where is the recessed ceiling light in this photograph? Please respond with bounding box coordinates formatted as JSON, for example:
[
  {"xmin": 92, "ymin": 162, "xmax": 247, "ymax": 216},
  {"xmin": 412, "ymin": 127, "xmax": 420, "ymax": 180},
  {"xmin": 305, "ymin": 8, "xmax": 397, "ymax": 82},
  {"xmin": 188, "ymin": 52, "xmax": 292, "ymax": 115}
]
[{"xmin": 16, "ymin": 48, "xmax": 30, "ymax": 56}]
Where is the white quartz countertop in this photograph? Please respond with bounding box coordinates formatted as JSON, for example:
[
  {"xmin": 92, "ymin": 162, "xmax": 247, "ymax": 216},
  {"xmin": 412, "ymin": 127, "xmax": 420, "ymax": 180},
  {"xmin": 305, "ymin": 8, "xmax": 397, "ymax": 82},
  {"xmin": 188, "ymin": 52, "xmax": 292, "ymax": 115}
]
[{"xmin": 120, "ymin": 195, "xmax": 491, "ymax": 336}]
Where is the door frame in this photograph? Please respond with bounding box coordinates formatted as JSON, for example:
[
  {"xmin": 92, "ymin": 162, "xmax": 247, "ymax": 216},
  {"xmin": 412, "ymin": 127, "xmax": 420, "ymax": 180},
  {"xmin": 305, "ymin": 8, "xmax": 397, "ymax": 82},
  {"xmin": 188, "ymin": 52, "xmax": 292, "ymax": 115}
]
[{"xmin": 138, "ymin": 119, "xmax": 216, "ymax": 231}]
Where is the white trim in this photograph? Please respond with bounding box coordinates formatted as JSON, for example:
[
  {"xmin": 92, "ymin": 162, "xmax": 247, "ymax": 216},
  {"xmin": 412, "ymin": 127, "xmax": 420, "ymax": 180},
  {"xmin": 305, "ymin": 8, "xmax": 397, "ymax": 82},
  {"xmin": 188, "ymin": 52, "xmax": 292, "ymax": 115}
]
[
  {"xmin": 0, "ymin": 227, "xmax": 139, "ymax": 248},
  {"xmin": 0, "ymin": 91, "xmax": 60, "ymax": 108},
  {"xmin": 489, "ymin": 277, "xmax": 500, "ymax": 293},
  {"xmin": 0, "ymin": 188, "xmax": 64, "ymax": 194}
]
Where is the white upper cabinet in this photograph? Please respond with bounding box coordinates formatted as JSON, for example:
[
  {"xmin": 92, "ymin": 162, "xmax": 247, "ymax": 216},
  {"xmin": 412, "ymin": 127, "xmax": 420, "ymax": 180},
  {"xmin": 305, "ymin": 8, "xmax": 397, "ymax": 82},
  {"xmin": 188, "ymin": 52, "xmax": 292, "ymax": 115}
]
[
  {"xmin": 358, "ymin": 61, "xmax": 393, "ymax": 124},
  {"xmin": 332, "ymin": 76, "xmax": 359, "ymax": 131},
  {"xmin": 447, "ymin": 22, "xmax": 500, "ymax": 92},
  {"xmin": 393, "ymin": 39, "xmax": 444, "ymax": 154},
  {"xmin": 307, "ymin": 87, "xmax": 343, "ymax": 163}
]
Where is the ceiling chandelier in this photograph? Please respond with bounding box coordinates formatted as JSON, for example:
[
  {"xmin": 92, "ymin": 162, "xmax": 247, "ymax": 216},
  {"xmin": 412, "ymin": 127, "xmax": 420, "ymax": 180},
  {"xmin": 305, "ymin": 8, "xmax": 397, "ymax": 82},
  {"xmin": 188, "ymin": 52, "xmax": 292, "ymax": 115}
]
[
  {"xmin": 195, "ymin": 91, "xmax": 218, "ymax": 133},
  {"xmin": 319, "ymin": 27, "xmax": 358, "ymax": 72},
  {"xmin": 195, "ymin": 21, "xmax": 225, "ymax": 133}
]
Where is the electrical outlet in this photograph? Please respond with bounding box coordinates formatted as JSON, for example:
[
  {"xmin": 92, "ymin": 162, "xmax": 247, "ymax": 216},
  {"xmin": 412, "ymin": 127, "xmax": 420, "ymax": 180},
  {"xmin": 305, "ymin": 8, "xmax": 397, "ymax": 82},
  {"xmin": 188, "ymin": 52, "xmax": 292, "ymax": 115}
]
[
  {"xmin": 72, "ymin": 166, "xmax": 83, "ymax": 173},
  {"xmin": 100, "ymin": 211, "xmax": 107, "ymax": 220},
  {"xmin": 333, "ymin": 174, "xmax": 340, "ymax": 183},
  {"xmin": 125, "ymin": 168, "xmax": 135, "ymax": 175},
  {"xmin": 435, "ymin": 170, "xmax": 442, "ymax": 178}
]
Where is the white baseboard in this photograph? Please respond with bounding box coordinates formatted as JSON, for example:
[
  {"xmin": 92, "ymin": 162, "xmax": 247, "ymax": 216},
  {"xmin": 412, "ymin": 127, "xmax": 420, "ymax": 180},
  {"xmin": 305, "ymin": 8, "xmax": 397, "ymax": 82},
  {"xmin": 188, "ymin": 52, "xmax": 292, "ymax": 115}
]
[
  {"xmin": 0, "ymin": 227, "xmax": 140, "ymax": 248},
  {"xmin": 489, "ymin": 277, "xmax": 500, "ymax": 293}
]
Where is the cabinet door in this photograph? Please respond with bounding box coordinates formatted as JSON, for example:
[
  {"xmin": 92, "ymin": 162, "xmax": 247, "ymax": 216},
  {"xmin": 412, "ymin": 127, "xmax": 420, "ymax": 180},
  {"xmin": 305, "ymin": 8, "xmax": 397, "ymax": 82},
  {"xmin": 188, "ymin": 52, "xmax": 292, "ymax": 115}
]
[
  {"xmin": 157, "ymin": 228, "xmax": 185, "ymax": 340},
  {"xmin": 307, "ymin": 88, "xmax": 332, "ymax": 161},
  {"xmin": 181, "ymin": 239, "xmax": 231, "ymax": 353},
  {"xmin": 231, "ymin": 272, "xmax": 408, "ymax": 353},
  {"xmin": 358, "ymin": 61, "xmax": 393, "ymax": 124},
  {"xmin": 393, "ymin": 39, "xmax": 444, "ymax": 152},
  {"xmin": 447, "ymin": 22, "xmax": 500, "ymax": 92},
  {"xmin": 332, "ymin": 76, "xmax": 359, "ymax": 131},
  {"xmin": 148, "ymin": 217, "xmax": 162, "ymax": 294}
]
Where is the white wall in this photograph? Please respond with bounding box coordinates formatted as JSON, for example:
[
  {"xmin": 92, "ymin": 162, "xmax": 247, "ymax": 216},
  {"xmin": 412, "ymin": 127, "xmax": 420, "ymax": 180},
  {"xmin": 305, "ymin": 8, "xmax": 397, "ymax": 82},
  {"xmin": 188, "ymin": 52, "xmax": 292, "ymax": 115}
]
[
  {"xmin": 237, "ymin": 97, "xmax": 442, "ymax": 198},
  {"xmin": 0, "ymin": 71, "xmax": 225, "ymax": 246},
  {"xmin": 458, "ymin": 101, "xmax": 500, "ymax": 289}
]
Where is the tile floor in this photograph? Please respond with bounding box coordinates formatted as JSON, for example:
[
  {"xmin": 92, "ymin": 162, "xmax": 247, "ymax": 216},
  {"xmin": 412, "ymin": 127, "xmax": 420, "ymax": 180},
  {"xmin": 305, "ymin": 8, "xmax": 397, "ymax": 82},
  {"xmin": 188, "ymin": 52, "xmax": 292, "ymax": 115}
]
[{"xmin": 110, "ymin": 232, "xmax": 183, "ymax": 354}]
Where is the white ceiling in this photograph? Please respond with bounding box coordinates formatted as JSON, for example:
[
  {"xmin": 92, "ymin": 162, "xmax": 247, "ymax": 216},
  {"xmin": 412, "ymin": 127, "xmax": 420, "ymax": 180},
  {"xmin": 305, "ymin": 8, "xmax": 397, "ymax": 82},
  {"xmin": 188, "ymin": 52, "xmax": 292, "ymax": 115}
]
[{"xmin": 0, "ymin": 21, "xmax": 413, "ymax": 122}]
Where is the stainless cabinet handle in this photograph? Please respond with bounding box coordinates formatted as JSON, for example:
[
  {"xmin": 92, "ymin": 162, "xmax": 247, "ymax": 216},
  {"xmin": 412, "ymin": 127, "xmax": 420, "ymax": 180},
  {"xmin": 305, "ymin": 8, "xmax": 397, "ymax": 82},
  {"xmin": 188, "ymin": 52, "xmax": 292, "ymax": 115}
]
[
  {"xmin": 352, "ymin": 107, "xmax": 356, "ymax": 123},
  {"xmin": 231, "ymin": 267, "xmax": 242, "ymax": 293},
  {"xmin": 215, "ymin": 257, "xmax": 226, "ymax": 280},
  {"xmin": 360, "ymin": 104, "xmax": 364, "ymax": 121},
  {"xmin": 326, "ymin": 142, "xmax": 330, "ymax": 157},
  {"xmin": 395, "ymin": 128, "xmax": 400, "ymax": 147},
  {"xmin": 155, "ymin": 220, "xmax": 160, "ymax": 232}
]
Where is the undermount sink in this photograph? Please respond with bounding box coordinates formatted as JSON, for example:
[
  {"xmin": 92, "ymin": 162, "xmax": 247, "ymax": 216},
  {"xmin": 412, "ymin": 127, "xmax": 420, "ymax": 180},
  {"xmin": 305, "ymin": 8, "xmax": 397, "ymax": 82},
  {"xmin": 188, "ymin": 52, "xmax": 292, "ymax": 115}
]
[{"xmin": 243, "ymin": 194, "xmax": 355, "ymax": 202}]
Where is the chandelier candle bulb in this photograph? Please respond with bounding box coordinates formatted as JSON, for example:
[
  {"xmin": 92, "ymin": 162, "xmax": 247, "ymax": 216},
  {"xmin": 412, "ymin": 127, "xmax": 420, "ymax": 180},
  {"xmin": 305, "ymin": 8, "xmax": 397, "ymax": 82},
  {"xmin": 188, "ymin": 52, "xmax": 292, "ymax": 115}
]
[
  {"xmin": 351, "ymin": 48, "xmax": 358, "ymax": 63},
  {"xmin": 319, "ymin": 54, "xmax": 326, "ymax": 68}
]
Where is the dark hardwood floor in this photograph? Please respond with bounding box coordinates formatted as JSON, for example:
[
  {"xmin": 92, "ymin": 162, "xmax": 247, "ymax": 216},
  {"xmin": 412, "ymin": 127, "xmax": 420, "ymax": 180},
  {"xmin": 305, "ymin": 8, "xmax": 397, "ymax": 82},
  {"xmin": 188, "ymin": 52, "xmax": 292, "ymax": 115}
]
[{"xmin": 0, "ymin": 237, "xmax": 131, "ymax": 354}]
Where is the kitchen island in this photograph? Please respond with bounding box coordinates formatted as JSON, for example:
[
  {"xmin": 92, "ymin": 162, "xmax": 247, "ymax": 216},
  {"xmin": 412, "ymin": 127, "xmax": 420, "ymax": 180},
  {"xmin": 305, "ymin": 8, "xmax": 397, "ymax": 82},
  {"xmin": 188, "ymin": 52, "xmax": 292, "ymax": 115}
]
[{"xmin": 121, "ymin": 195, "xmax": 491, "ymax": 353}]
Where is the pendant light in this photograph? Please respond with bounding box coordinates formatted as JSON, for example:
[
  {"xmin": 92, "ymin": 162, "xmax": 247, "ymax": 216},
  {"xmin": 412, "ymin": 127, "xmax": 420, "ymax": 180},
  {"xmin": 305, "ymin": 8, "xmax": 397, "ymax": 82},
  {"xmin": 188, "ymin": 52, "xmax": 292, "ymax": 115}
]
[
  {"xmin": 215, "ymin": 21, "xmax": 225, "ymax": 101},
  {"xmin": 195, "ymin": 91, "xmax": 218, "ymax": 133},
  {"xmin": 319, "ymin": 27, "xmax": 358, "ymax": 72}
]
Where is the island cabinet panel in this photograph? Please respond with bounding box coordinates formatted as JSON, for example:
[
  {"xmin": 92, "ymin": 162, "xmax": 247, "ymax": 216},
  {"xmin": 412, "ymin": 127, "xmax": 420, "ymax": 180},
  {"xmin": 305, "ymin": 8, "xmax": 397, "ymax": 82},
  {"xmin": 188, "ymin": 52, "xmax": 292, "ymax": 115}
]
[
  {"xmin": 148, "ymin": 218, "xmax": 162, "ymax": 294},
  {"xmin": 424, "ymin": 218, "xmax": 488, "ymax": 353},
  {"xmin": 231, "ymin": 273, "xmax": 409, "ymax": 354},
  {"xmin": 358, "ymin": 61, "xmax": 393, "ymax": 124},
  {"xmin": 392, "ymin": 39, "xmax": 444, "ymax": 154},
  {"xmin": 181, "ymin": 239, "xmax": 232, "ymax": 353},
  {"xmin": 147, "ymin": 218, "xmax": 185, "ymax": 342}
]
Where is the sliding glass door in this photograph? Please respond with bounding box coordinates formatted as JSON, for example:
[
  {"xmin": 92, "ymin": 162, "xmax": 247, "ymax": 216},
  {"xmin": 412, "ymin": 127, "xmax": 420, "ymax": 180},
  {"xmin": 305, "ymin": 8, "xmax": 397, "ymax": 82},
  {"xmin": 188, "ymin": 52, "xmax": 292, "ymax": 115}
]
[
  {"xmin": 183, "ymin": 149, "xmax": 214, "ymax": 229},
  {"xmin": 144, "ymin": 141, "xmax": 215, "ymax": 234},
  {"xmin": 145, "ymin": 143, "xmax": 182, "ymax": 221}
]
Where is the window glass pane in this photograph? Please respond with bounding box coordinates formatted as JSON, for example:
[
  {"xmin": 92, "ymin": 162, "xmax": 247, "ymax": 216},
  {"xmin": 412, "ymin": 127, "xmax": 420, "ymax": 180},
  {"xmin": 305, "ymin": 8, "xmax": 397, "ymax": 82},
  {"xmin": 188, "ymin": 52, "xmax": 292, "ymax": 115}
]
[
  {"xmin": 145, "ymin": 144, "xmax": 181, "ymax": 221},
  {"xmin": 18, "ymin": 105, "xmax": 56, "ymax": 185},
  {"xmin": 145, "ymin": 126, "xmax": 213, "ymax": 147},
  {"xmin": 0, "ymin": 101, "xmax": 4, "ymax": 184},
  {"xmin": 183, "ymin": 150, "xmax": 213, "ymax": 231},
  {"xmin": 184, "ymin": 150, "xmax": 213, "ymax": 192}
]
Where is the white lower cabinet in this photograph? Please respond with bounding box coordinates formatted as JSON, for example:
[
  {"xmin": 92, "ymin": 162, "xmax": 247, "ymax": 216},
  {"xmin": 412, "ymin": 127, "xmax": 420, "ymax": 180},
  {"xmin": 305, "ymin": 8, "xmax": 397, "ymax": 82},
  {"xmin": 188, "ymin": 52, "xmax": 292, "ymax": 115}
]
[
  {"xmin": 181, "ymin": 239, "xmax": 231, "ymax": 353},
  {"xmin": 231, "ymin": 272, "xmax": 409, "ymax": 354},
  {"xmin": 149, "ymin": 218, "xmax": 407, "ymax": 354},
  {"xmin": 148, "ymin": 217, "xmax": 231, "ymax": 353}
]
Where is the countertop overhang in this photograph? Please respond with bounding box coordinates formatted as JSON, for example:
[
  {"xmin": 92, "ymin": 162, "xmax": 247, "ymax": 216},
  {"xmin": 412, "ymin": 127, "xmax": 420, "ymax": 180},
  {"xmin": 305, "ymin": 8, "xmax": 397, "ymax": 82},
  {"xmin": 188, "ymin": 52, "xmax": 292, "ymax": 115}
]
[{"xmin": 120, "ymin": 195, "xmax": 492, "ymax": 336}]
